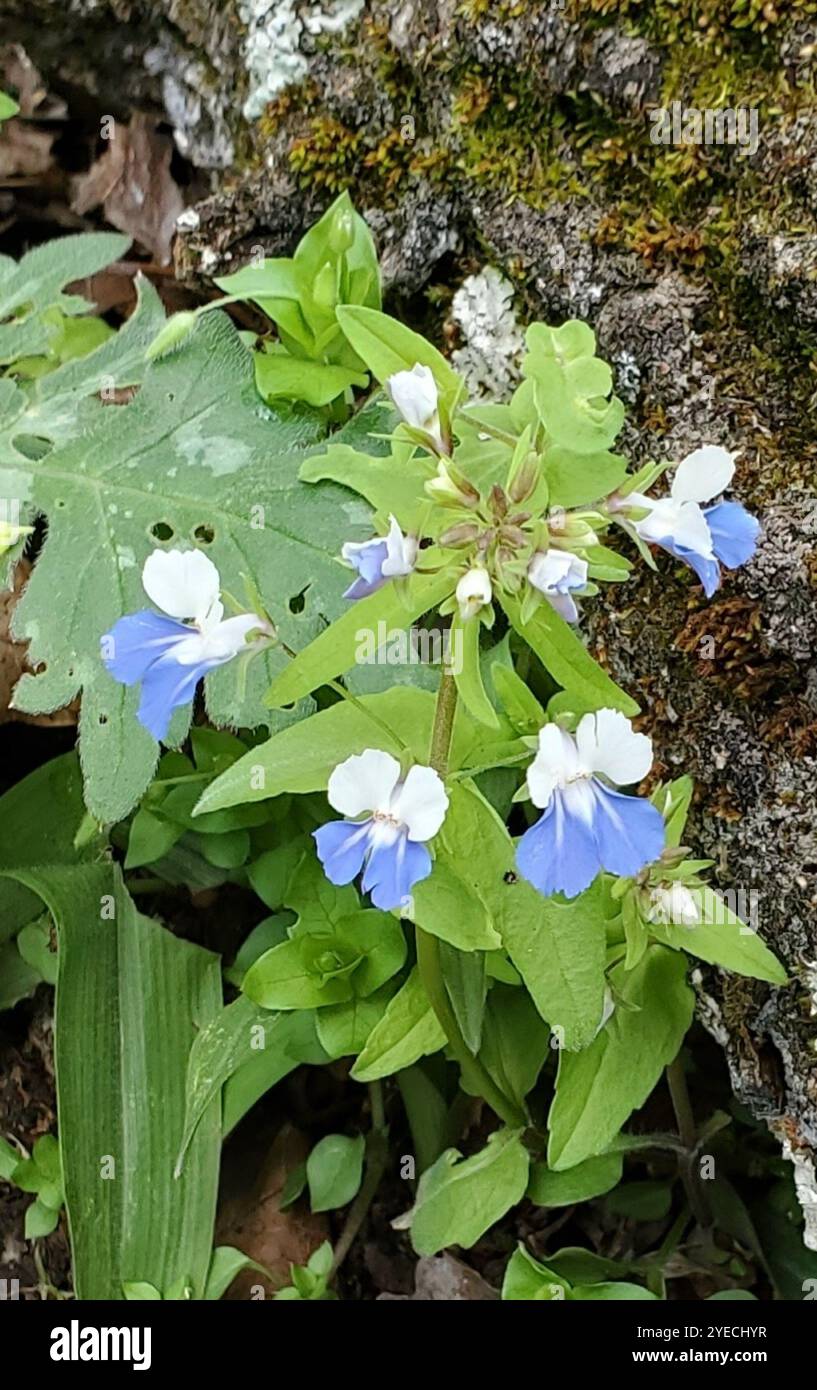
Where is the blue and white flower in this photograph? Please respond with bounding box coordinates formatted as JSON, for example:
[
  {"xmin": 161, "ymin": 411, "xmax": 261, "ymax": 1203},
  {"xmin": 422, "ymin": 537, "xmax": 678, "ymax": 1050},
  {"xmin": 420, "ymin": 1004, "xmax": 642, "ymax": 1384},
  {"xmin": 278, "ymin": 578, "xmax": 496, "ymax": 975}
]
[
  {"xmin": 628, "ymin": 446, "xmax": 759, "ymax": 598},
  {"xmin": 101, "ymin": 548, "xmax": 269, "ymax": 742},
  {"xmin": 313, "ymin": 749, "xmax": 449, "ymax": 911},
  {"xmin": 527, "ymin": 548, "xmax": 588, "ymax": 623},
  {"xmin": 516, "ymin": 709, "xmax": 665, "ymax": 900},
  {"xmin": 341, "ymin": 515, "xmax": 418, "ymax": 601}
]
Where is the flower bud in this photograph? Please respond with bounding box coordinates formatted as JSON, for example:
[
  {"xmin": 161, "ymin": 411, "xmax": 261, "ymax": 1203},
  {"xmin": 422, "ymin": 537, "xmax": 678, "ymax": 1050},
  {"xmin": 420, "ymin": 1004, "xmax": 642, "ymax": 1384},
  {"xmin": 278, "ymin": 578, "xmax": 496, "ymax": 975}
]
[
  {"xmin": 438, "ymin": 522, "xmax": 481, "ymax": 548},
  {"xmin": 425, "ymin": 461, "xmax": 480, "ymax": 509},
  {"xmin": 328, "ymin": 205, "xmax": 355, "ymax": 255},
  {"xmin": 387, "ymin": 363, "xmax": 439, "ymax": 432},
  {"xmin": 648, "ymin": 881, "xmax": 700, "ymax": 927},
  {"xmin": 145, "ymin": 311, "xmax": 198, "ymax": 361},
  {"xmin": 456, "ymin": 566, "xmax": 492, "ymax": 620},
  {"xmin": 508, "ymin": 450, "xmax": 541, "ymax": 505}
]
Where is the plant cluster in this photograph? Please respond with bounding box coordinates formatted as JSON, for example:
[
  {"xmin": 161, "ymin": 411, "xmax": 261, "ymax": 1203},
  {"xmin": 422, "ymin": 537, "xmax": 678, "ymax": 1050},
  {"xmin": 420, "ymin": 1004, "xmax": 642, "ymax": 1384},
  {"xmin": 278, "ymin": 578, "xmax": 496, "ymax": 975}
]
[{"xmin": 0, "ymin": 195, "xmax": 797, "ymax": 1301}]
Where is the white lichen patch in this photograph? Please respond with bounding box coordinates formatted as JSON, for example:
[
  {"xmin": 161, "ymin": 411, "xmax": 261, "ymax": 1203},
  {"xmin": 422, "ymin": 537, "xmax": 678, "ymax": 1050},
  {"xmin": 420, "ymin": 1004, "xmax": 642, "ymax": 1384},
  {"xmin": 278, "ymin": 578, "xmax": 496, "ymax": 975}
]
[
  {"xmin": 239, "ymin": 0, "xmax": 365, "ymax": 121},
  {"xmin": 777, "ymin": 1133, "xmax": 817, "ymax": 1253},
  {"xmin": 451, "ymin": 266, "xmax": 524, "ymax": 401}
]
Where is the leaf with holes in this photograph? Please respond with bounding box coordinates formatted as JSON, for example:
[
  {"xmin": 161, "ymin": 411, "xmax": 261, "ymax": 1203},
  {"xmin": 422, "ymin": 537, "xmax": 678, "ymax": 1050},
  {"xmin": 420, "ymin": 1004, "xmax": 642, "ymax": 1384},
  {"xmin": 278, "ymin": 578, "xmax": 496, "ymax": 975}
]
[
  {"xmin": 3, "ymin": 311, "xmax": 374, "ymax": 821},
  {"xmin": 0, "ymin": 271, "xmax": 166, "ymax": 482}
]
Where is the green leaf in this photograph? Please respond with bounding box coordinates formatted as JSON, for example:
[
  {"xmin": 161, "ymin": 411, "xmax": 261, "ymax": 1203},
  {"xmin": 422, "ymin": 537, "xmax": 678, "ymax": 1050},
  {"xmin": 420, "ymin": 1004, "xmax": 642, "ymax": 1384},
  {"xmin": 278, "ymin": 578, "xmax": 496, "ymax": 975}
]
[
  {"xmin": 440, "ymin": 783, "xmax": 607, "ymax": 1049},
  {"xmin": 351, "ymin": 967, "xmax": 446, "ymax": 1081},
  {"xmin": 502, "ymin": 1245, "xmax": 569, "ymax": 1300},
  {"xmin": 543, "ymin": 446, "xmax": 628, "ymax": 508},
  {"xmin": 284, "ymin": 850, "xmax": 359, "ymax": 930},
  {"xmin": 411, "ymin": 858, "xmax": 501, "ymax": 952},
  {"xmin": 651, "ymin": 886, "xmax": 787, "ymax": 984},
  {"xmin": 25, "ymin": 1198, "xmax": 60, "ymax": 1240},
  {"xmin": 1, "ymin": 273, "xmax": 162, "ymax": 452},
  {"xmin": 0, "ymin": 1136, "xmax": 20, "ymax": 1181},
  {"xmin": 528, "ymin": 1151, "xmax": 623, "ymax": 1207},
  {"xmin": 300, "ymin": 428, "xmax": 431, "ymax": 530},
  {"xmin": 336, "ymin": 305, "xmax": 462, "ymax": 411},
  {"xmin": 499, "ymin": 590, "xmax": 638, "ymax": 716},
  {"xmin": 243, "ymin": 909, "xmax": 406, "ymax": 1011},
  {"xmin": 451, "ymin": 612, "xmax": 500, "ymax": 728},
  {"xmin": 0, "ymin": 752, "xmax": 90, "ymax": 945},
  {"xmin": 0, "ymin": 91, "xmax": 20, "ymax": 122},
  {"xmin": 468, "ymin": 985, "xmax": 550, "ymax": 1110},
  {"xmin": 315, "ymin": 982, "xmax": 395, "ymax": 1059},
  {"xmin": 547, "ymin": 945, "xmax": 695, "ymax": 1170},
  {"xmin": 125, "ymin": 807, "xmax": 183, "ymax": 870},
  {"xmin": 123, "ymin": 1281, "xmax": 163, "ymax": 1301},
  {"xmin": 255, "ymin": 351, "xmax": 367, "ymax": 406},
  {"xmin": 224, "ymin": 913, "xmax": 291, "ymax": 986},
  {"xmin": 194, "ymin": 687, "xmax": 496, "ymax": 816},
  {"xmin": 440, "ymin": 942, "xmax": 487, "ymax": 1054},
  {"xmin": 436, "ymin": 789, "xmax": 603, "ymax": 1045},
  {"xmin": 178, "ymin": 996, "xmax": 275, "ymax": 1163},
  {"xmin": 0, "ymin": 941, "xmax": 42, "ymax": 1010},
  {"xmin": 203, "ymin": 1246, "xmax": 271, "ymax": 1301},
  {"xmin": 499, "ymin": 877, "xmax": 608, "ymax": 1051},
  {"xmin": 4, "ymin": 310, "xmax": 374, "ymax": 821},
  {"xmin": 32, "ymin": 1133, "xmax": 62, "ymax": 1188},
  {"xmin": 407, "ymin": 1128, "xmax": 530, "ymax": 1256},
  {"xmin": 573, "ymin": 1281, "xmax": 658, "ymax": 1301},
  {"xmin": 222, "ymin": 1011, "xmax": 328, "ymax": 1136},
  {"xmin": 1, "ymin": 864, "xmax": 222, "ymax": 1298},
  {"xmin": 0, "ymin": 232, "xmax": 130, "ymax": 365},
  {"xmin": 605, "ymin": 1179, "xmax": 673, "ymax": 1221},
  {"xmin": 491, "ymin": 661, "xmax": 545, "ymax": 734},
  {"xmin": 523, "ymin": 321, "xmax": 625, "ymax": 455},
  {"xmin": 502, "ymin": 1244, "xmax": 656, "ymax": 1300},
  {"xmin": 264, "ymin": 568, "xmax": 454, "ymax": 710},
  {"xmin": 307, "ymin": 1133, "xmax": 365, "ymax": 1213},
  {"xmin": 652, "ymin": 775, "xmax": 694, "ymax": 847}
]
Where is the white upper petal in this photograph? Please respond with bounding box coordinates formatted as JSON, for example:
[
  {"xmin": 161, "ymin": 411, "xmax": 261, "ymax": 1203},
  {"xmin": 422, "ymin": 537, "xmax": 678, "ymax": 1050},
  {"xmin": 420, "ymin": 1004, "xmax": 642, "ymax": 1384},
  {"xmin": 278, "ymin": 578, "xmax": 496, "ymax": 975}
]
[
  {"xmin": 387, "ymin": 364, "xmax": 439, "ymax": 430},
  {"xmin": 526, "ymin": 723, "xmax": 580, "ymax": 808},
  {"xmin": 142, "ymin": 548, "xmax": 221, "ymax": 624},
  {"xmin": 575, "ymin": 708, "xmax": 653, "ymax": 786},
  {"xmin": 390, "ymin": 764, "xmax": 449, "ymax": 842},
  {"xmin": 671, "ymin": 446, "xmax": 735, "ymax": 504},
  {"xmin": 381, "ymin": 515, "xmax": 419, "ymax": 577},
  {"xmin": 634, "ymin": 497, "xmax": 715, "ymax": 559},
  {"xmin": 171, "ymin": 612, "xmax": 266, "ymax": 666},
  {"xmin": 327, "ymin": 748, "xmax": 402, "ymax": 819}
]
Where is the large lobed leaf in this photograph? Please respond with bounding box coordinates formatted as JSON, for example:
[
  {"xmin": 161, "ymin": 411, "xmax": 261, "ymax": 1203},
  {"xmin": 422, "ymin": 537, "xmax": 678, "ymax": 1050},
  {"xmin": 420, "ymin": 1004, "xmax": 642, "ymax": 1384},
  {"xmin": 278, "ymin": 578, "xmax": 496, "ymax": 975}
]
[{"xmin": 2, "ymin": 311, "xmax": 374, "ymax": 821}]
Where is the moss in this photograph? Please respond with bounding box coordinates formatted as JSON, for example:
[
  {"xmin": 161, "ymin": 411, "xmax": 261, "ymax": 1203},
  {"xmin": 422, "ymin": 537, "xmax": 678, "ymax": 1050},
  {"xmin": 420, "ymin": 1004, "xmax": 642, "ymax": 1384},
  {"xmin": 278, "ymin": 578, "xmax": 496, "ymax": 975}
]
[{"xmin": 288, "ymin": 116, "xmax": 364, "ymax": 192}]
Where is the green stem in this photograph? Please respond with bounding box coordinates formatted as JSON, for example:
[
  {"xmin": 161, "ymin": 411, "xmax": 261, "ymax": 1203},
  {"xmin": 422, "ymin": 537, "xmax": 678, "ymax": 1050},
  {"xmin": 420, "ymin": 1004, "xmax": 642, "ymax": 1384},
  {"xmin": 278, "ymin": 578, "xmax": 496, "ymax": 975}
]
[
  {"xmin": 428, "ymin": 666, "xmax": 459, "ymax": 774},
  {"xmin": 666, "ymin": 1053, "xmax": 711, "ymax": 1229},
  {"xmin": 415, "ymin": 669, "xmax": 527, "ymax": 1131},
  {"xmin": 330, "ymin": 1082, "xmax": 388, "ymax": 1279}
]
